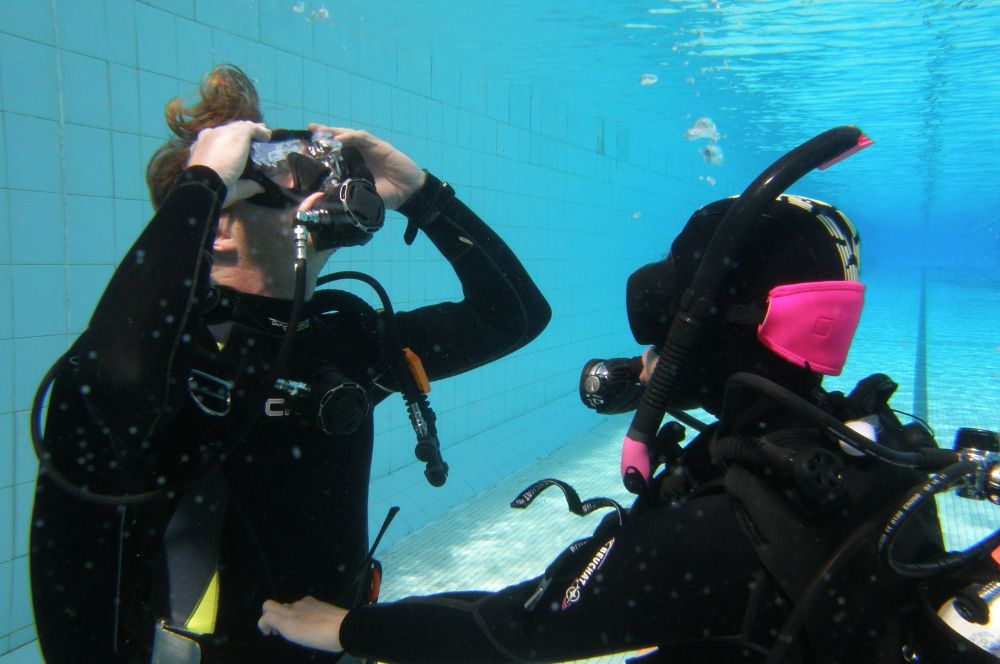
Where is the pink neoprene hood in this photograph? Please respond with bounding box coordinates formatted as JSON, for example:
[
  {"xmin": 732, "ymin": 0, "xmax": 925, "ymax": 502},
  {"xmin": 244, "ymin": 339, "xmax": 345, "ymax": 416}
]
[{"xmin": 756, "ymin": 281, "xmax": 865, "ymax": 376}]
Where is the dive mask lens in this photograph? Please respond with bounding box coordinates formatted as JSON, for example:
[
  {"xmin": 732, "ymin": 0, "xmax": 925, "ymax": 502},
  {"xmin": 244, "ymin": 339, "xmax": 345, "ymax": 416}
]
[
  {"xmin": 242, "ymin": 132, "xmax": 314, "ymax": 208},
  {"xmin": 242, "ymin": 130, "xmax": 342, "ymax": 208},
  {"xmin": 241, "ymin": 129, "xmax": 387, "ymax": 249}
]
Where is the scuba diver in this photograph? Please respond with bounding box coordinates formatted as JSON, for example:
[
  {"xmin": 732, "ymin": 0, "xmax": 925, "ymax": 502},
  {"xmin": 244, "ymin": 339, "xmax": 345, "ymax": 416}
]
[
  {"xmin": 258, "ymin": 127, "xmax": 1000, "ymax": 663},
  {"xmin": 28, "ymin": 64, "xmax": 550, "ymax": 663}
]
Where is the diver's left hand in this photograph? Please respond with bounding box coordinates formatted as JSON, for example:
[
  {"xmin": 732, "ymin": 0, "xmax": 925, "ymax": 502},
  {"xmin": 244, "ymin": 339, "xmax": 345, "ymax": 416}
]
[
  {"xmin": 639, "ymin": 347, "xmax": 659, "ymax": 385},
  {"xmin": 309, "ymin": 123, "xmax": 426, "ymax": 211},
  {"xmin": 258, "ymin": 596, "xmax": 347, "ymax": 653}
]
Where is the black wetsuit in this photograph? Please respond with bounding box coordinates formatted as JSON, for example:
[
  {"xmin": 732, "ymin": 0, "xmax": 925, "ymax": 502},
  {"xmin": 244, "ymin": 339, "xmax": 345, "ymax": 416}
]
[
  {"xmin": 338, "ymin": 375, "xmax": 945, "ymax": 664},
  {"xmin": 29, "ymin": 166, "xmax": 550, "ymax": 664}
]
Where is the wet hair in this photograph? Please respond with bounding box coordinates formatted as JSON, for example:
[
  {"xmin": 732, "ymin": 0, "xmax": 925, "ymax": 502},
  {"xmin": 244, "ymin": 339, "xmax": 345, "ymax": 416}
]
[{"xmin": 145, "ymin": 65, "xmax": 263, "ymax": 209}]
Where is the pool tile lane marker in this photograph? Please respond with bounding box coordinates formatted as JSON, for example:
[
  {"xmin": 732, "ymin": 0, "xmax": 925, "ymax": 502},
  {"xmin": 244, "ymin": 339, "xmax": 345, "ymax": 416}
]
[{"xmin": 913, "ymin": 269, "xmax": 928, "ymax": 423}]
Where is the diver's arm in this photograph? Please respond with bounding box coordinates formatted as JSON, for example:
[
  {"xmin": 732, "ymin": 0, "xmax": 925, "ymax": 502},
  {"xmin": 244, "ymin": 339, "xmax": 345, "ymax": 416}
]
[
  {"xmin": 391, "ymin": 172, "xmax": 552, "ymax": 382},
  {"xmin": 339, "ymin": 595, "xmax": 520, "ymax": 663},
  {"xmin": 262, "ymin": 591, "xmax": 525, "ymax": 663},
  {"xmin": 72, "ymin": 122, "xmax": 268, "ymax": 441},
  {"xmin": 74, "ymin": 166, "xmax": 225, "ymax": 438}
]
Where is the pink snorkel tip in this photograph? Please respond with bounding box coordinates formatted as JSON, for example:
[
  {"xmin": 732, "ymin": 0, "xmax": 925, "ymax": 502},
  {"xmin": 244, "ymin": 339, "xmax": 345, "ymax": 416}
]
[
  {"xmin": 621, "ymin": 436, "xmax": 652, "ymax": 493},
  {"xmin": 817, "ymin": 132, "xmax": 873, "ymax": 171}
]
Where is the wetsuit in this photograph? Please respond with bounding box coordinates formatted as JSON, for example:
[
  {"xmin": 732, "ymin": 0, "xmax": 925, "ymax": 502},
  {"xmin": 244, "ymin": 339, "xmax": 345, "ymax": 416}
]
[
  {"xmin": 29, "ymin": 166, "xmax": 551, "ymax": 663},
  {"xmin": 337, "ymin": 375, "xmax": 944, "ymax": 663}
]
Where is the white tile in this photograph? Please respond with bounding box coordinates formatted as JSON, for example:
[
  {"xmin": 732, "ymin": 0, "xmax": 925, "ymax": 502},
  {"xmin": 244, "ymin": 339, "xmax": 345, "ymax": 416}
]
[
  {"xmin": 0, "ymin": 488, "xmax": 11, "ymax": 561},
  {"xmin": 0, "ymin": 559, "xmax": 10, "ymax": 636},
  {"xmin": 9, "ymin": 556, "xmax": 30, "ymax": 632},
  {"xmin": 11, "ymin": 267, "xmax": 66, "ymax": 338},
  {"xmin": 10, "ymin": 482, "xmax": 31, "ymax": 558}
]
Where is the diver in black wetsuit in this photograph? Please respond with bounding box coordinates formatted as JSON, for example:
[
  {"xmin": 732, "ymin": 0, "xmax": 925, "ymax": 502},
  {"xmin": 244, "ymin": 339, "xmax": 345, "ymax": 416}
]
[
  {"xmin": 29, "ymin": 65, "xmax": 550, "ymax": 664},
  {"xmin": 259, "ymin": 129, "xmax": 986, "ymax": 663}
]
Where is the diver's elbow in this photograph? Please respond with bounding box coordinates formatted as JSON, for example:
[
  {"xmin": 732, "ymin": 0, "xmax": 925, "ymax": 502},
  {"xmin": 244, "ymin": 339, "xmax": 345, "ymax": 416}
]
[{"xmin": 521, "ymin": 296, "xmax": 551, "ymax": 344}]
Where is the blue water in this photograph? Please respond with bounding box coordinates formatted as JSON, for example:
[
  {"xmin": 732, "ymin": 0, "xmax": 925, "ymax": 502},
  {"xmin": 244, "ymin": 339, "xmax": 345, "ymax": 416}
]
[{"xmin": 1, "ymin": 1, "xmax": 999, "ymax": 660}]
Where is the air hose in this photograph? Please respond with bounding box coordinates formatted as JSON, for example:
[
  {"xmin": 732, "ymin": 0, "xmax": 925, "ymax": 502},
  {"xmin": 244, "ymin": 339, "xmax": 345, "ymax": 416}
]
[{"xmin": 317, "ymin": 271, "xmax": 448, "ymax": 486}]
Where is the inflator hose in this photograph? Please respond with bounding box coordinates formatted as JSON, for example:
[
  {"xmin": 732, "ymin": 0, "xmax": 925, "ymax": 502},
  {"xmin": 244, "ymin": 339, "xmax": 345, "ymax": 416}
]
[
  {"xmin": 316, "ymin": 271, "xmax": 448, "ymax": 486},
  {"xmin": 723, "ymin": 373, "xmax": 958, "ymax": 471}
]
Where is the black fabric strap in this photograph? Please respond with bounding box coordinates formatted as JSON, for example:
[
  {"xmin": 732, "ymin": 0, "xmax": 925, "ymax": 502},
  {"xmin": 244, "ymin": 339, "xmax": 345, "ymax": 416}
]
[{"xmin": 397, "ymin": 170, "xmax": 456, "ymax": 245}]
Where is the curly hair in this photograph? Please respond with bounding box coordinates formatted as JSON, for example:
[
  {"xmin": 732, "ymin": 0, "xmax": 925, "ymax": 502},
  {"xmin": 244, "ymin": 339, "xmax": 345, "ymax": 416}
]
[{"xmin": 145, "ymin": 65, "xmax": 263, "ymax": 208}]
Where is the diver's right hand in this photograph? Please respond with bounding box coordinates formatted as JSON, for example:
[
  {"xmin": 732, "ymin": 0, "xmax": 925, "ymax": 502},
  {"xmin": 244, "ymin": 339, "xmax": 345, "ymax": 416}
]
[
  {"xmin": 187, "ymin": 120, "xmax": 271, "ymax": 208},
  {"xmin": 258, "ymin": 596, "xmax": 347, "ymax": 653}
]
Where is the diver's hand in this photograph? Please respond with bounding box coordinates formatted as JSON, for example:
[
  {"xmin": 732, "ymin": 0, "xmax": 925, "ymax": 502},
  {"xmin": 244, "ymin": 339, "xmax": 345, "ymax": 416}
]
[
  {"xmin": 258, "ymin": 596, "xmax": 347, "ymax": 653},
  {"xmin": 309, "ymin": 123, "xmax": 426, "ymax": 211},
  {"xmin": 639, "ymin": 347, "xmax": 659, "ymax": 385},
  {"xmin": 188, "ymin": 120, "xmax": 270, "ymax": 208}
]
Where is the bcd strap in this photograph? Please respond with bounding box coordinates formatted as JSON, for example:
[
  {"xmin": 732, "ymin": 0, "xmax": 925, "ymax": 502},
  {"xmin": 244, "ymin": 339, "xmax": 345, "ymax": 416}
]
[
  {"xmin": 510, "ymin": 478, "xmax": 628, "ymax": 612},
  {"xmin": 510, "ymin": 478, "xmax": 626, "ymax": 526},
  {"xmin": 397, "ymin": 171, "xmax": 456, "ymax": 245}
]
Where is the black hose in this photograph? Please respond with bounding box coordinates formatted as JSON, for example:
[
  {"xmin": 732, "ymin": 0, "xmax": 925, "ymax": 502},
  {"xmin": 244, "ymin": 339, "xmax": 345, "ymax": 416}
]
[
  {"xmin": 317, "ymin": 271, "xmax": 448, "ymax": 485},
  {"xmin": 725, "ymin": 373, "xmax": 958, "ymax": 470},
  {"xmin": 31, "ymin": 352, "xmax": 167, "ymax": 504},
  {"xmin": 270, "ymin": 257, "xmax": 308, "ymax": 388},
  {"xmin": 879, "ymin": 462, "xmax": 1000, "ymax": 578}
]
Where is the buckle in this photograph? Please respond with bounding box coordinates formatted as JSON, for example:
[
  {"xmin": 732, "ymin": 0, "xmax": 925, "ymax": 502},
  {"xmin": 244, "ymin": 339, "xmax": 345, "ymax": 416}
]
[{"xmin": 187, "ymin": 370, "xmax": 234, "ymax": 417}]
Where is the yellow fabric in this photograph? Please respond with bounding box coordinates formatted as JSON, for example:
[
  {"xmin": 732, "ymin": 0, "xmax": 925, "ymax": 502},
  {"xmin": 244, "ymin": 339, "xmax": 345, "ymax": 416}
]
[{"xmin": 184, "ymin": 569, "xmax": 220, "ymax": 634}]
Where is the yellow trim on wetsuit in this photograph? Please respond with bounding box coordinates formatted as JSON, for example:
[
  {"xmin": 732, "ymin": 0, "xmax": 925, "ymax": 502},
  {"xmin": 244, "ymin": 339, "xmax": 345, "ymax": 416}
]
[{"xmin": 184, "ymin": 569, "xmax": 220, "ymax": 634}]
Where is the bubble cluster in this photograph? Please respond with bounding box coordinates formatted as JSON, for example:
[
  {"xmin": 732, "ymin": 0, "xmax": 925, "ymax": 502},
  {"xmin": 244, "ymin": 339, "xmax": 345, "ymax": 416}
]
[
  {"xmin": 702, "ymin": 143, "xmax": 724, "ymax": 165},
  {"xmin": 292, "ymin": 1, "xmax": 330, "ymax": 25},
  {"xmin": 684, "ymin": 117, "xmax": 720, "ymax": 142}
]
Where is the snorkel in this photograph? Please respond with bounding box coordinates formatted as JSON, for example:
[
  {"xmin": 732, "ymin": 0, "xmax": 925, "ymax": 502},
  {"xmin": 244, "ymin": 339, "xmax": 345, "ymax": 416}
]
[{"xmin": 620, "ymin": 125, "xmax": 874, "ymax": 493}]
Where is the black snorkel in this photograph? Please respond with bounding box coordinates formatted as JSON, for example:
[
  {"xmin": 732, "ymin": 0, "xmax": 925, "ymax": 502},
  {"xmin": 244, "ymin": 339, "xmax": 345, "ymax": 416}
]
[{"xmin": 621, "ymin": 125, "xmax": 874, "ymax": 493}]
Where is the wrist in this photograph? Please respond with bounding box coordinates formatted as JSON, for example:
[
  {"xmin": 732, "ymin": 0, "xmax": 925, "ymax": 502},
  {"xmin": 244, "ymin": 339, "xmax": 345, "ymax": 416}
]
[
  {"xmin": 398, "ymin": 170, "xmax": 456, "ymax": 245},
  {"xmin": 397, "ymin": 171, "xmax": 454, "ymax": 220}
]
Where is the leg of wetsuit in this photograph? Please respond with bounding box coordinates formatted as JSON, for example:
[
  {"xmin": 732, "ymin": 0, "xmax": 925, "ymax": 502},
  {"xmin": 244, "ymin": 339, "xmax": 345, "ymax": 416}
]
[{"xmin": 342, "ymin": 494, "xmax": 776, "ymax": 663}]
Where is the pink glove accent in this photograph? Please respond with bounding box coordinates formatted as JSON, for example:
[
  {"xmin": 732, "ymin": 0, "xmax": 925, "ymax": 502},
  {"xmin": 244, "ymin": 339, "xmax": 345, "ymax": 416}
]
[
  {"xmin": 757, "ymin": 281, "xmax": 864, "ymax": 376},
  {"xmin": 621, "ymin": 436, "xmax": 652, "ymax": 490}
]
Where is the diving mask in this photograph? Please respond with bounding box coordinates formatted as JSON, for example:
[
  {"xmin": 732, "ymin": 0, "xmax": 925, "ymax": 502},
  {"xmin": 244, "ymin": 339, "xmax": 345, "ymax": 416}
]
[{"xmin": 241, "ymin": 129, "xmax": 386, "ymax": 250}]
